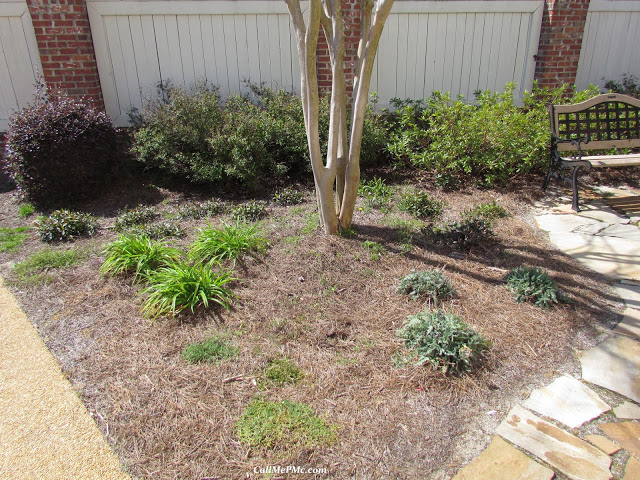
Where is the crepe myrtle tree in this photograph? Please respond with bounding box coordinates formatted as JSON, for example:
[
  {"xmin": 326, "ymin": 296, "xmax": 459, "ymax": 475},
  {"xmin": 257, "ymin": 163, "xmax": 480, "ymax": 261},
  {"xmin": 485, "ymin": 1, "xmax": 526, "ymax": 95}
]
[{"xmin": 285, "ymin": 0, "xmax": 394, "ymax": 234}]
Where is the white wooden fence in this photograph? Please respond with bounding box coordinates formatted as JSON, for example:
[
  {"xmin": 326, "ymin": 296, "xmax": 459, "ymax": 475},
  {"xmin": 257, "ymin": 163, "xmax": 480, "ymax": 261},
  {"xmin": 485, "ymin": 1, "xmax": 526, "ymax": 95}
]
[
  {"xmin": 87, "ymin": 0, "xmax": 300, "ymax": 125},
  {"xmin": 372, "ymin": 1, "xmax": 544, "ymax": 105},
  {"xmin": 576, "ymin": 0, "xmax": 640, "ymax": 91},
  {"xmin": 0, "ymin": 1, "xmax": 42, "ymax": 131}
]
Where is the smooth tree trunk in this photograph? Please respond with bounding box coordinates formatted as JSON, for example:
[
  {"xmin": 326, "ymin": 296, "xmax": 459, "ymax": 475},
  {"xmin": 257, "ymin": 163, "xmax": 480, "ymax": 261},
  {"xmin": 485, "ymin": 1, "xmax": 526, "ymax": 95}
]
[{"xmin": 285, "ymin": 0, "xmax": 394, "ymax": 234}]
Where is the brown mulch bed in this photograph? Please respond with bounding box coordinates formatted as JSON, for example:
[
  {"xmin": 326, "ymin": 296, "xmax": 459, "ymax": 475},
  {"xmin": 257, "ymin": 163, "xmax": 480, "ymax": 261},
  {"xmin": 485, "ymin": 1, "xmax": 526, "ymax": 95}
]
[{"xmin": 0, "ymin": 174, "xmax": 624, "ymax": 480}]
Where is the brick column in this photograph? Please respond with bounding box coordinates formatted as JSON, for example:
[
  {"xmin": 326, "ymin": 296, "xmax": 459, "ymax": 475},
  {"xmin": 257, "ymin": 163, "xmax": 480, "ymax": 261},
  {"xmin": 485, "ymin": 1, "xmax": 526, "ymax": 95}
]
[
  {"xmin": 27, "ymin": 0, "xmax": 104, "ymax": 110},
  {"xmin": 317, "ymin": 0, "xmax": 362, "ymax": 95},
  {"xmin": 534, "ymin": 0, "xmax": 590, "ymax": 88}
]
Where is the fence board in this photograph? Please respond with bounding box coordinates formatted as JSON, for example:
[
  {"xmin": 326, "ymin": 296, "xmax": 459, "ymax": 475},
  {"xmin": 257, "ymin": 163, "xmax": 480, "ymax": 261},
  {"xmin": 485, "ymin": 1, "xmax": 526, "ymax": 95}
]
[{"xmin": 577, "ymin": 2, "xmax": 640, "ymax": 90}]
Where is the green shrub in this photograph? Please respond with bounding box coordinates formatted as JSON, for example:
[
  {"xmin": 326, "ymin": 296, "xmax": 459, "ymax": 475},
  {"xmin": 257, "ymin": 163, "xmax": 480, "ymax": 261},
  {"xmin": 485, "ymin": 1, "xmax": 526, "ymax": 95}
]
[
  {"xmin": 397, "ymin": 270, "xmax": 456, "ymax": 302},
  {"xmin": 177, "ymin": 200, "xmax": 225, "ymax": 219},
  {"xmin": 189, "ymin": 222, "xmax": 269, "ymax": 265},
  {"xmin": 100, "ymin": 234, "xmax": 183, "ymax": 282},
  {"xmin": 399, "ymin": 190, "xmax": 443, "ymax": 219},
  {"xmin": 35, "ymin": 209, "xmax": 98, "ymax": 242},
  {"xmin": 387, "ymin": 83, "xmax": 601, "ymax": 186},
  {"xmin": 113, "ymin": 205, "xmax": 160, "ymax": 231},
  {"xmin": 462, "ymin": 201, "xmax": 508, "ymax": 223},
  {"xmin": 272, "ymin": 188, "xmax": 304, "ymax": 206},
  {"xmin": 4, "ymin": 82, "xmax": 116, "ymax": 207},
  {"xmin": 141, "ymin": 262, "xmax": 235, "ymax": 319},
  {"xmin": 14, "ymin": 247, "xmax": 84, "ymax": 285},
  {"xmin": 604, "ymin": 73, "xmax": 640, "ymax": 99},
  {"xmin": 397, "ymin": 309, "xmax": 490, "ymax": 373},
  {"xmin": 359, "ymin": 177, "xmax": 394, "ymax": 210},
  {"xmin": 260, "ymin": 357, "xmax": 304, "ymax": 388},
  {"xmin": 18, "ymin": 204, "xmax": 35, "ymax": 218},
  {"xmin": 236, "ymin": 399, "xmax": 336, "ymax": 451},
  {"xmin": 182, "ymin": 335, "xmax": 239, "ymax": 364},
  {"xmin": 505, "ymin": 266, "xmax": 562, "ymax": 308},
  {"xmin": 231, "ymin": 200, "xmax": 267, "ymax": 222},
  {"xmin": 426, "ymin": 218, "xmax": 495, "ymax": 250},
  {"xmin": 0, "ymin": 227, "xmax": 30, "ymax": 253}
]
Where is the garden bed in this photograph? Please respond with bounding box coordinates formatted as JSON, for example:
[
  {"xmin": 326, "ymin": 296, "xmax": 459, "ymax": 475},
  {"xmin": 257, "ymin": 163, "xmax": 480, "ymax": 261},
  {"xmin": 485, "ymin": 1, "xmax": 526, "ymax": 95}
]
[{"xmin": 0, "ymin": 173, "xmax": 623, "ymax": 479}]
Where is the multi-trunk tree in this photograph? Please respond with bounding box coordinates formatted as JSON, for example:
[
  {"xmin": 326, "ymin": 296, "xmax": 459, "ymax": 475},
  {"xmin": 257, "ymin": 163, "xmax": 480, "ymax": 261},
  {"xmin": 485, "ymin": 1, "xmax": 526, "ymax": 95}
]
[{"xmin": 285, "ymin": 0, "xmax": 394, "ymax": 234}]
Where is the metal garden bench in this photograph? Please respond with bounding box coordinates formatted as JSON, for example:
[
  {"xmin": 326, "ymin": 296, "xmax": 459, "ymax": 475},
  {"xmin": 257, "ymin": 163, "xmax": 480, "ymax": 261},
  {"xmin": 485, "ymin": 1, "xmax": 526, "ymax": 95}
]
[{"xmin": 542, "ymin": 93, "xmax": 640, "ymax": 211}]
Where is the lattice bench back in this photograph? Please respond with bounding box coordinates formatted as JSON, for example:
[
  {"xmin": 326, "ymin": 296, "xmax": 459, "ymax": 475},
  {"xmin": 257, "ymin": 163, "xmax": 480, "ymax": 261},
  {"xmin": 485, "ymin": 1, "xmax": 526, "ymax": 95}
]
[{"xmin": 550, "ymin": 93, "xmax": 640, "ymax": 152}]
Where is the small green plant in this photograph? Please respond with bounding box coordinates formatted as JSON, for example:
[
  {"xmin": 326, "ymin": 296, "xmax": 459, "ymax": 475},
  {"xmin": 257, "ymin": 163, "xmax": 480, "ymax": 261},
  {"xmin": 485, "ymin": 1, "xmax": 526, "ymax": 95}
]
[
  {"xmin": 358, "ymin": 177, "xmax": 393, "ymax": 210},
  {"xmin": 362, "ymin": 240, "xmax": 385, "ymax": 260},
  {"xmin": 337, "ymin": 227, "xmax": 357, "ymax": 239},
  {"xmin": 177, "ymin": 200, "xmax": 224, "ymax": 219},
  {"xmin": 113, "ymin": 205, "xmax": 160, "ymax": 231},
  {"xmin": 129, "ymin": 220, "xmax": 185, "ymax": 239},
  {"xmin": 182, "ymin": 335, "xmax": 239, "ymax": 364},
  {"xmin": 397, "ymin": 269, "xmax": 456, "ymax": 303},
  {"xmin": 433, "ymin": 172, "xmax": 461, "ymax": 191},
  {"xmin": 426, "ymin": 218, "xmax": 495, "ymax": 250},
  {"xmin": 14, "ymin": 247, "xmax": 84, "ymax": 285},
  {"xmin": 35, "ymin": 209, "xmax": 98, "ymax": 242},
  {"xmin": 462, "ymin": 201, "xmax": 508, "ymax": 223},
  {"xmin": 18, "ymin": 203, "xmax": 36, "ymax": 218},
  {"xmin": 100, "ymin": 234, "xmax": 183, "ymax": 282},
  {"xmin": 272, "ymin": 188, "xmax": 304, "ymax": 206},
  {"xmin": 141, "ymin": 262, "xmax": 235, "ymax": 320},
  {"xmin": 301, "ymin": 211, "xmax": 319, "ymax": 235},
  {"xmin": 189, "ymin": 222, "xmax": 269, "ymax": 264},
  {"xmin": 260, "ymin": 357, "xmax": 304, "ymax": 388},
  {"xmin": 397, "ymin": 309, "xmax": 490, "ymax": 373},
  {"xmin": 505, "ymin": 266, "xmax": 562, "ymax": 308},
  {"xmin": 232, "ymin": 200, "xmax": 267, "ymax": 222},
  {"xmin": 399, "ymin": 190, "xmax": 443, "ymax": 219},
  {"xmin": 0, "ymin": 227, "xmax": 30, "ymax": 253},
  {"xmin": 236, "ymin": 399, "xmax": 336, "ymax": 452}
]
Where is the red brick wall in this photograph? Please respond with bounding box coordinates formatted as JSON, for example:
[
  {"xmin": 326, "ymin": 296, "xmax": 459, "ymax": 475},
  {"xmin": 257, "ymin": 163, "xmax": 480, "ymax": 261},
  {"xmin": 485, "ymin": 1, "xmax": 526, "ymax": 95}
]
[
  {"xmin": 534, "ymin": 0, "xmax": 590, "ymax": 88},
  {"xmin": 317, "ymin": 0, "xmax": 361, "ymax": 95},
  {"xmin": 27, "ymin": 0, "xmax": 104, "ymax": 110}
]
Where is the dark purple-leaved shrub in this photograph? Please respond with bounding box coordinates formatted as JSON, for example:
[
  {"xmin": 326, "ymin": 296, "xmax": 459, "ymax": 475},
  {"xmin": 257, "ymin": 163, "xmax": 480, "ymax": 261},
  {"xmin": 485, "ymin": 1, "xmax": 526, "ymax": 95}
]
[{"xmin": 4, "ymin": 85, "xmax": 117, "ymax": 207}]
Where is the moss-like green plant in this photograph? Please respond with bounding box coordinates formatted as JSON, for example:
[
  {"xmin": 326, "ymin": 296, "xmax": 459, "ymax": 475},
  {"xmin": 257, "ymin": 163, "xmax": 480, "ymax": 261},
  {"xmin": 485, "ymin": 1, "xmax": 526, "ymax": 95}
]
[
  {"xmin": 182, "ymin": 336, "xmax": 239, "ymax": 364},
  {"xmin": 141, "ymin": 262, "xmax": 235, "ymax": 320},
  {"xmin": 236, "ymin": 399, "xmax": 336, "ymax": 451},
  {"xmin": 0, "ymin": 227, "xmax": 30, "ymax": 252},
  {"xmin": 362, "ymin": 240, "xmax": 385, "ymax": 261},
  {"xmin": 100, "ymin": 234, "xmax": 183, "ymax": 282},
  {"xmin": 505, "ymin": 266, "xmax": 561, "ymax": 308},
  {"xmin": 14, "ymin": 247, "xmax": 84, "ymax": 285},
  {"xmin": 397, "ymin": 269, "xmax": 456, "ymax": 303},
  {"xmin": 397, "ymin": 309, "xmax": 490, "ymax": 373},
  {"xmin": 260, "ymin": 357, "xmax": 304, "ymax": 388}
]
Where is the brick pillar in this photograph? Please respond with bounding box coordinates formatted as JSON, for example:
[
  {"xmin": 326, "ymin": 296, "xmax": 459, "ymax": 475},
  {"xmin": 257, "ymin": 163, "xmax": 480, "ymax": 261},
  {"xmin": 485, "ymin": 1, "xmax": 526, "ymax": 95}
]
[
  {"xmin": 317, "ymin": 0, "xmax": 362, "ymax": 95},
  {"xmin": 534, "ymin": 0, "xmax": 590, "ymax": 88},
  {"xmin": 27, "ymin": 0, "xmax": 104, "ymax": 110}
]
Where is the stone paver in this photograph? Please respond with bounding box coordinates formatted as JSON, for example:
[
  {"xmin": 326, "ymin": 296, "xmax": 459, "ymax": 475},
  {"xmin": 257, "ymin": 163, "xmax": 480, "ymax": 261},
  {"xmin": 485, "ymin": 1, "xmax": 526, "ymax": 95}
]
[
  {"xmin": 584, "ymin": 434, "xmax": 621, "ymax": 455},
  {"xmin": 616, "ymin": 283, "xmax": 640, "ymax": 310},
  {"xmin": 598, "ymin": 422, "xmax": 640, "ymax": 459},
  {"xmin": 495, "ymin": 405, "xmax": 611, "ymax": 480},
  {"xmin": 577, "ymin": 205, "xmax": 630, "ymax": 225},
  {"xmin": 522, "ymin": 375, "xmax": 610, "ymax": 429},
  {"xmin": 614, "ymin": 307, "xmax": 640, "ymax": 340},
  {"xmin": 624, "ymin": 457, "xmax": 640, "ymax": 480},
  {"xmin": 535, "ymin": 213, "xmax": 603, "ymax": 234},
  {"xmin": 451, "ymin": 436, "xmax": 554, "ymax": 480},
  {"xmin": 597, "ymin": 223, "xmax": 640, "ymax": 241},
  {"xmin": 0, "ymin": 277, "xmax": 131, "ymax": 480},
  {"xmin": 613, "ymin": 401, "xmax": 640, "ymax": 420},
  {"xmin": 581, "ymin": 335, "xmax": 640, "ymax": 403}
]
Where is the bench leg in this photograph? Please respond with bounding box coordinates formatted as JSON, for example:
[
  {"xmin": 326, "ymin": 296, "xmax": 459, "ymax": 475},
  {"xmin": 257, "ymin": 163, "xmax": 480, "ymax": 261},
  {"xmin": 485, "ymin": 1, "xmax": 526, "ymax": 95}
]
[{"xmin": 571, "ymin": 166, "xmax": 582, "ymax": 212}]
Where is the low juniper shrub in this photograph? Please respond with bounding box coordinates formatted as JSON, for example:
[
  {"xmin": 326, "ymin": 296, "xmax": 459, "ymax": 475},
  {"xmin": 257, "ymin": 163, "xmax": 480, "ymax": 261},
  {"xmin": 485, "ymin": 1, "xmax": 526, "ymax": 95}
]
[
  {"xmin": 35, "ymin": 209, "xmax": 98, "ymax": 242},
  {"xmin": 4, "ymin": 81, "xmax": 116, "ymax": 207},
  {"xmin": 397, "ymin": 309, "xmax": 490, "ymax": 374}
]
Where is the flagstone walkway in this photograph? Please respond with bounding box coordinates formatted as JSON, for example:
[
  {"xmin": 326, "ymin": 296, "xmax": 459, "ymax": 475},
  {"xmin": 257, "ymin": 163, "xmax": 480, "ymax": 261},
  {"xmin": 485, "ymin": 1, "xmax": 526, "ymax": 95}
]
[{"xmin": 453, "ymin": 186, "xmax": 640, "ymax": 480}]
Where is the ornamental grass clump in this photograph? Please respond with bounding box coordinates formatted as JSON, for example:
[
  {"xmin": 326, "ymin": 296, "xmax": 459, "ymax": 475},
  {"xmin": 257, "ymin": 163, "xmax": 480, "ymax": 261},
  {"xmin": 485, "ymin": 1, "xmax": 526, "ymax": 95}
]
[
  {"xmin": 397, "ymin": 269, "xmax": 456, "ymax": 303},
  {"xmin": 397, "ymin": 309, "xmax": 490, "ymax": 374},
  {"xmin": 100, "ymin": 234, "xmax": 183, "ymax": 282},
  {"xmin": 505, "ymin": 266, "xmax": 561, "ymax": 309},
  {"xmin": 35, "ymin": 209, "xmax": 98, "ymax": 242},
  {"xmin": 140, "ymin": 262, "xmax": 234, "ymax": 320},
  {"xmin": 189, "ymin": 222, "xmax": 269, "ymax": 264}
]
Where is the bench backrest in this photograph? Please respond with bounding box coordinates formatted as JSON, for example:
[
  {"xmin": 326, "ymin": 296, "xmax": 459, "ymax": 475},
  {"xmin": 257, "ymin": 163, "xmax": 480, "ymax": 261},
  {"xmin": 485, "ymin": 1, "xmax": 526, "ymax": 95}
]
[{"xmin": 550, "ymin": 93, "xmax": 640, "ymax": 152}]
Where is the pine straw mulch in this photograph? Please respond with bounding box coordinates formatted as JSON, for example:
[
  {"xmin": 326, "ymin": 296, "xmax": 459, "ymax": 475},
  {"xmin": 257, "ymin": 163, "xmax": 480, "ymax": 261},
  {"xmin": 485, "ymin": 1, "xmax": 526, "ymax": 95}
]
[{"xmin": 0, "ymin": 175, "xmax": 625, "ymax": 480}]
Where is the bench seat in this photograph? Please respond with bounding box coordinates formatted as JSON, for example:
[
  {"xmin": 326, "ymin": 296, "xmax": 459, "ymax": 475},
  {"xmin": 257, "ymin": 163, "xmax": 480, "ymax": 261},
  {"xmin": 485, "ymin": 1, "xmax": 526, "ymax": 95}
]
[{"xmin": 580, "ymin": 154, "xmax": 640, "ymax": 168}]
